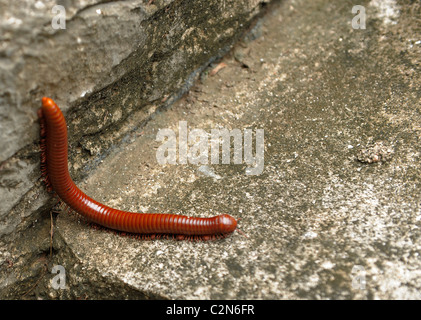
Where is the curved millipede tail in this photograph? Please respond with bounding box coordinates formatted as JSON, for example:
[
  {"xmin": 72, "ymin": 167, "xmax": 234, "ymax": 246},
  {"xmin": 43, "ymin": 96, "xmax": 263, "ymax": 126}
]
[{"xmin": 39, "ymin": 97, "xmax": 241, "ymax": 241}]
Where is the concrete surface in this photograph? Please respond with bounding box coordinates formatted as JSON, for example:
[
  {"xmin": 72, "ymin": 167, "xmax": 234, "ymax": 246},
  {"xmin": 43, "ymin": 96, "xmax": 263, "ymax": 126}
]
[
  {"xmin": 0, "ymin": 0, "xmax": 269, "ymax": 238},
  {"xmin": 0, "ymin": 0, "xmax": 268, "ymax": 162},
  {"xmin": 0, "ymin": 0, "xmax": 271, "ymax": 298},
  {"xmin": 2, "ymin": 0, "xmax": 419, "ymax": 299},
  {"xmin": 45, "ymin": 0, "xmax": 420, "ymax": 299}
]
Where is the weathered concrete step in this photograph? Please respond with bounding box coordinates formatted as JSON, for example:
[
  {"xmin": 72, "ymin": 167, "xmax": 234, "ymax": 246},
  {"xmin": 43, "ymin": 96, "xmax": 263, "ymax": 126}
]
[
  {"xmin": 0, "ymin": 0, "xmax": 273, "ymax": 299},
  {"xmin": 49, "ymin": 0, "xmax": 421, "ymax": 299}
]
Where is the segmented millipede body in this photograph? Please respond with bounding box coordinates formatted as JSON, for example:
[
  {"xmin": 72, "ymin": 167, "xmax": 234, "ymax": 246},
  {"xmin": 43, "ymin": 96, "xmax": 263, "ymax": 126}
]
[{"xmin": 39, "ymin": 97, "xmax": 238, "ymax": 240}]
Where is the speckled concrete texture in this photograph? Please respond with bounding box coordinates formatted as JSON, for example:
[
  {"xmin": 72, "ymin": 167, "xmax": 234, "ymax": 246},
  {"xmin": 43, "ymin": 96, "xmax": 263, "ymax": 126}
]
[
  {"xmin": 0, "ymin": 0, "xmax": 272, "ymax": 299},
  {"xmin": 49, "ymin": 0, "xmax": 419, "ymax": 299}
]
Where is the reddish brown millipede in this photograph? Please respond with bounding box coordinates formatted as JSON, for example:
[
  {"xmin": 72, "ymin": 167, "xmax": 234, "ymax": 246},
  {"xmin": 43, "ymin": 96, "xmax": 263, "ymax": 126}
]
[{"xmin": 39, "ymin": 97, "xmax": 241, "ymax": 240}]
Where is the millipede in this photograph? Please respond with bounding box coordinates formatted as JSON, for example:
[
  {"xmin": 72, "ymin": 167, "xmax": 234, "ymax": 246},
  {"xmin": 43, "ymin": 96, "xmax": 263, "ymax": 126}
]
[{"xmin": 39, "ymin": 97, "xmax": 242, "ymax": 241}]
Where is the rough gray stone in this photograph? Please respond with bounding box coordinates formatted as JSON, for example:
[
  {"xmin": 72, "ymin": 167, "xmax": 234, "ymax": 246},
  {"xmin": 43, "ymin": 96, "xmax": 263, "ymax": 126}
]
[
  {"xmin": 0, "ymin": 0, "xmax": 271, "ymax": 298},
  {"xmin": 0, "ymin": 0, "xmax": 268, "ymax": 162},
  {"xmin": 38, "ymin": 0, "xmax": 420, "ymax": 299},
  {"xmin": 1, "ymin": 0, "xmax": 420, "ymax": 300}
]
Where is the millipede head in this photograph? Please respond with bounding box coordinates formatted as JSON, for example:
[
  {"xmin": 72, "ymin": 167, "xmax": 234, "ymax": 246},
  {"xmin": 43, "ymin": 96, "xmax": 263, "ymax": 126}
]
[{"xmin": 216, "ymin": 214, "xmax": 238, "ymax": 234}]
